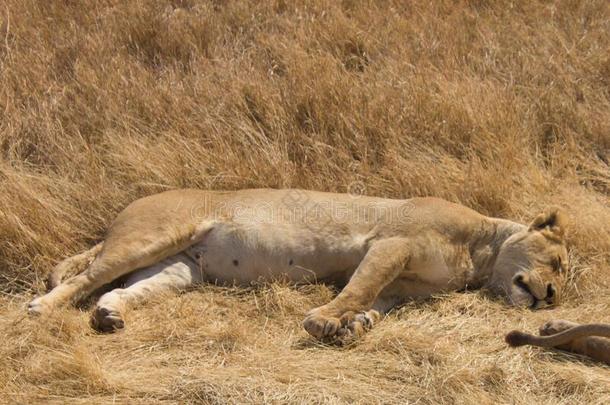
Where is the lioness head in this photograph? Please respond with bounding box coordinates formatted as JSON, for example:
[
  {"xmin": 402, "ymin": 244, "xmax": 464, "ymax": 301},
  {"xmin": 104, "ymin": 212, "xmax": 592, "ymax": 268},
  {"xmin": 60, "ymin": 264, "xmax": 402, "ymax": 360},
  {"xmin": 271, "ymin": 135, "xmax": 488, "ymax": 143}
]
[{"xmin": 491, "ymin": 207, "xmax": 569, "ymax": 309}]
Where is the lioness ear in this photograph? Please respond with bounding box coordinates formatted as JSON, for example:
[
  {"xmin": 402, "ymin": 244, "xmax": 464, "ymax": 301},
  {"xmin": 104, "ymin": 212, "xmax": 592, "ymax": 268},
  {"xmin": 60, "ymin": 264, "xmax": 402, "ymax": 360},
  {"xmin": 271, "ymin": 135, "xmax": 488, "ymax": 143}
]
[{"xmin": 528, "ymin": 206, "xmax": 567, "ymax": 240}]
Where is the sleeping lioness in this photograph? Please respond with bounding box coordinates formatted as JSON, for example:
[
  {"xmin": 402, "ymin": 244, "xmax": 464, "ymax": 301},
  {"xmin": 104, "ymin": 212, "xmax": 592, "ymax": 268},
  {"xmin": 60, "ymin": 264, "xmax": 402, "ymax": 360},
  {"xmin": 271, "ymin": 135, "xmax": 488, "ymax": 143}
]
[{"xmin": 28, "ymin": 189, "xmax": 569, "ymax": 339}]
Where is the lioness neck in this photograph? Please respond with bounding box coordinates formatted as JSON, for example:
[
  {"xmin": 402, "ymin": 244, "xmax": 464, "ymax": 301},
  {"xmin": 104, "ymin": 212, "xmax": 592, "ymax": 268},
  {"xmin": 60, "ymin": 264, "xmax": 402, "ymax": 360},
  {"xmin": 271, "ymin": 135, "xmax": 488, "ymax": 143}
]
[{"xmin": 468, "ymin": 217, "xmax": 526, "ymax": 287}]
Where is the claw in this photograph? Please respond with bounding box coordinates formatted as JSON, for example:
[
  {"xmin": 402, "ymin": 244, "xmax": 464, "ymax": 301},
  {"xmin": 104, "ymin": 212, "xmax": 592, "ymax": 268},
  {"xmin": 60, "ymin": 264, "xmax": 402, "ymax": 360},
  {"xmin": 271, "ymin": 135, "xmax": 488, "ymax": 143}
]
[{"xmin": 303, "ymin": 308, "xmax": 381, "ymax": 341}]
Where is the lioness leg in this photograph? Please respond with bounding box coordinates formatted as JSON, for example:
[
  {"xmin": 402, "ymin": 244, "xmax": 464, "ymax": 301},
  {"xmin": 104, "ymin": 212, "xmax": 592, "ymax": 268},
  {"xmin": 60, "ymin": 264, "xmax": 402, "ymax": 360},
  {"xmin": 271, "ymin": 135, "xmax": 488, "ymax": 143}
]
[
  {"xmin": 28, "ymin": 221, "xmax": 214, "ymax": 315},
  {"xmin": 91, "ymin": 253, "xmax": 201, "ymax": 332},
  {"xmin": 303, "ymin": 238, "xmax": 410, "ymax": 339},
  {"xmin": 46, "ymin": 243, "xmax": 104, "ymax": 290}
]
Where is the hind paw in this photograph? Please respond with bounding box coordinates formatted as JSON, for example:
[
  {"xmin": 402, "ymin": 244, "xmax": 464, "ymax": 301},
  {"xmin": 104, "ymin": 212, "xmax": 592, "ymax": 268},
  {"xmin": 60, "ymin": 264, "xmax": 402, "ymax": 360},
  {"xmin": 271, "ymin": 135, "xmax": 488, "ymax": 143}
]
[
  {"xmin": 91, "ymin": 307, "xmax": 125, "ymax": 333},
  {"xmin": 28, "ymin": 297, "xmax": 52, "ymax": 316}
]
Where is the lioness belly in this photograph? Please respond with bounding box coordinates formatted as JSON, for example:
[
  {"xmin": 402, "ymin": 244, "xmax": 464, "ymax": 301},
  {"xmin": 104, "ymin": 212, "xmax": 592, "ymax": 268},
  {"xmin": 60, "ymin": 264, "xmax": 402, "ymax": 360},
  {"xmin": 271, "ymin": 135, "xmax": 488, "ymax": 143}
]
[{"xmin": 186, "ymin": 221, "xmax": 370, "ymax": 285}]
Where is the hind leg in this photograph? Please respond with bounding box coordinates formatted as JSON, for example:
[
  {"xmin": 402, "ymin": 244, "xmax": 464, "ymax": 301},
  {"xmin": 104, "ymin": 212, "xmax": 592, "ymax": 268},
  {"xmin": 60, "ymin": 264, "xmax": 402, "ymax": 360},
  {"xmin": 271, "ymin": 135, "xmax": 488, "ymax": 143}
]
[
  {"xmin": 91, "ymin": 253, "xmax": 202, "ymax": 332},
  {"xmin": 29, "ymin": 248, "xmax": 147, "ymax": 315},
  {"xmin": 29, "ymin": 248, "xmax": 172, "ymax": 315},
  {"xmin": 46, "ymin": 243, "xmax": 104, "ymax": 290},
  {"xmin": 28, "ymin": 222, "xmax": 215, "ymax": 315}
]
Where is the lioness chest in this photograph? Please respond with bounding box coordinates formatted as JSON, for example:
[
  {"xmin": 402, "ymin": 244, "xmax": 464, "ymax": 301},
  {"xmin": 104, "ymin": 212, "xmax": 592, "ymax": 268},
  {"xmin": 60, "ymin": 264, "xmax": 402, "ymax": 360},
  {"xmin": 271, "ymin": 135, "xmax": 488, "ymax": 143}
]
[{"xmin": 387, "ymin": 236, "xmax": 475, "ymax": 298}]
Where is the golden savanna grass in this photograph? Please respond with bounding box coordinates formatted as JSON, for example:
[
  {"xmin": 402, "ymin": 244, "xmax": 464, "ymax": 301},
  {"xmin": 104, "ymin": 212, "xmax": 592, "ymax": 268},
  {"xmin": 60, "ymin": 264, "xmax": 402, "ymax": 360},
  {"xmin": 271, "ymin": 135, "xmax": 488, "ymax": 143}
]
[{"xmin": 1, "ymin": 0, "xmax": 609, "ymax": 403}]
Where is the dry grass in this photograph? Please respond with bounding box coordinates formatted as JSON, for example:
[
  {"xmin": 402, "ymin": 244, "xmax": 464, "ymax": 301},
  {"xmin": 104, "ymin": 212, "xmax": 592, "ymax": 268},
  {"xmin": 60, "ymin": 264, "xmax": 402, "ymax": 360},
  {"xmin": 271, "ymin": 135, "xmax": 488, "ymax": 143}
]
[{"xmin": 0, "ymin": 0, "xmax": 609, "ymax": 403}]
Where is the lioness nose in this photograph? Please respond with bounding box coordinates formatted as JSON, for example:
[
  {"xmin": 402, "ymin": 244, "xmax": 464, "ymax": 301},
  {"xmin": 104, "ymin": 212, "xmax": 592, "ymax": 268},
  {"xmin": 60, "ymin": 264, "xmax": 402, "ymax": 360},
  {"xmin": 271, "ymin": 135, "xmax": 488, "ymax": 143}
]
[{"xmin": 545, "ymin": 283, "xmax": 556, "ymax": 304}]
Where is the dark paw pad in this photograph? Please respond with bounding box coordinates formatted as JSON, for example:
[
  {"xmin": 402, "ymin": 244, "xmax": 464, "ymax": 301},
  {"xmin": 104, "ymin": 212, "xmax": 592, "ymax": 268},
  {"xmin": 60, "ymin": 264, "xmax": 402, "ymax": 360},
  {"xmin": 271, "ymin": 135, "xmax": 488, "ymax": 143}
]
[{"xmin": 91, "ymin": 307, "xmax": 124, "ymax": 333}]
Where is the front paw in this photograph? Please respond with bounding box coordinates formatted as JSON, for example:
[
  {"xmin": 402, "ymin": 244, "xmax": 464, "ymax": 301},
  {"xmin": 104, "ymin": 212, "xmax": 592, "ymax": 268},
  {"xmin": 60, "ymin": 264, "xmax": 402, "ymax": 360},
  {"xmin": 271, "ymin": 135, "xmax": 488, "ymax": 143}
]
[
  {"xmin": 303, "ymin": 308, "xmax": 342, "ymax": 339},
  {"xmin": 337, "ymin": 309, "xmax": 380, "ymax": 341},
  {"xmin": 303, "ymin": 307, "xmax": 381, "ymax": 341}
]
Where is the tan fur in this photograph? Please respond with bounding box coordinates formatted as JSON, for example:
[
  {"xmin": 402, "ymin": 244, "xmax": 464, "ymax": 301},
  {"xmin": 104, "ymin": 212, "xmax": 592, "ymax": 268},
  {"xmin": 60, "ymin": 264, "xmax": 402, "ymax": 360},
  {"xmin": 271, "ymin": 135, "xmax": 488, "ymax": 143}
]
[
  {"xmin": 46, "ymin": 243, "xmax": 104, "ymax": 289},
  {"xmin": 506, "ymin": 320, "xmax": 610, "ymax": 365},
  {"xmin": 29, "ymin": 189, "xmax": 569, "ymax": 339}
]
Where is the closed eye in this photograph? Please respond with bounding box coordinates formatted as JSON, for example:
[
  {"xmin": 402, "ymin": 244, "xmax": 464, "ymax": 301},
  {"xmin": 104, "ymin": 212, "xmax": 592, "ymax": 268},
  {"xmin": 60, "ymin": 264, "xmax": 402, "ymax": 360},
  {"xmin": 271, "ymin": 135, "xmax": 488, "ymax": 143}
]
[{"xmin": 550, "ymin": 257, "xmax": 562, "ymax": 273}]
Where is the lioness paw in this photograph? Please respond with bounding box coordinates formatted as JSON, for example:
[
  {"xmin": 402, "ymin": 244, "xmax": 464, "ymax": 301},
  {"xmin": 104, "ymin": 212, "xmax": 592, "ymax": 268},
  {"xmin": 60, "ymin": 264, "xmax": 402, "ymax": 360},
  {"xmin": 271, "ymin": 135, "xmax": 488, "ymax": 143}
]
[
  {"xmin": 303, "ymin": 308, "xmax": 380, "ymax": 341},
  {"xmin": 539, "ymin": 319, "xmax": 578, "ymax": 336},
  {"xmin": 28, "ymin": 297, "xmax": 51, "ymax": 316},
  {"xmin": 91, "ymin": 307, "xmax": 125, "ymax": 333},
  {"xmin": 303, "ymin": 308, "xmax": 342, "ymax": 339},
  {"xmin": 337, "ymin": 309, "xmax": 380, "ymax": 341}
]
